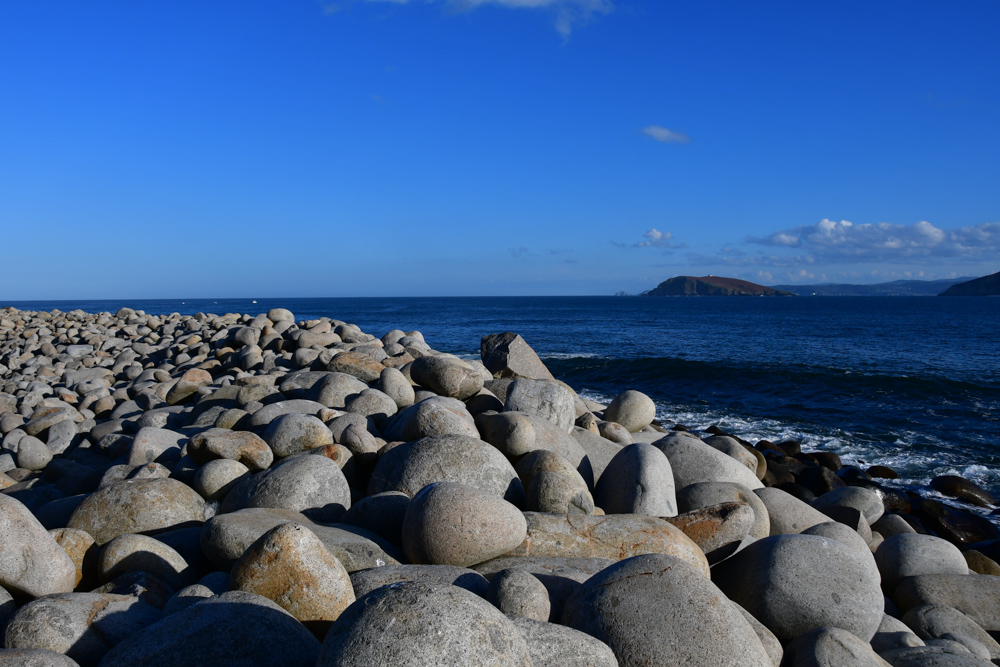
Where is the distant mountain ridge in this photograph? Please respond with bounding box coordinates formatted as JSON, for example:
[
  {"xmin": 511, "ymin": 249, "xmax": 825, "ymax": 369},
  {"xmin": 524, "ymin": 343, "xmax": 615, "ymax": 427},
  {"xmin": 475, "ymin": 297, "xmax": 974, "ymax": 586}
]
[
  {"xmin": 643, "ymin": 276, "xmax": 795, "ymax": 297},
  {"xmin": 774, "ymin": 277, "xmax": 974, "ymax": 296},
  {"xmin": 939, "ymin": 271, "xmax": 1000, "ymax": 296}
]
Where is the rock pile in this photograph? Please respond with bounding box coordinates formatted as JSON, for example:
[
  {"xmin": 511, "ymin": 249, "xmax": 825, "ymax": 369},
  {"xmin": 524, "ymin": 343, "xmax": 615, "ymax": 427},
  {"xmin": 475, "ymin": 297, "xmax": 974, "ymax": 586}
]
[{"xmin": 1, "ymin": 306, "xmax": 999, "ymax": 666}]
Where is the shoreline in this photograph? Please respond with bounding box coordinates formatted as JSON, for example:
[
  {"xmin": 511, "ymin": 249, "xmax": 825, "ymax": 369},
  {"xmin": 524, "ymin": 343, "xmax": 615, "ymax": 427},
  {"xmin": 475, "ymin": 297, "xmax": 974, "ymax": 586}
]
[{"xmin": 2, "ymin": 304, "xmax": 1000, "ymax": 664}]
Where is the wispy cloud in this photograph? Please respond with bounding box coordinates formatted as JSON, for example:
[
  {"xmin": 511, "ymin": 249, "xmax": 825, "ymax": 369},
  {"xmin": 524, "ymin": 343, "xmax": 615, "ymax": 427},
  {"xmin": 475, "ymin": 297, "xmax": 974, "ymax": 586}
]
[
  {"xmin": 510, "ymin": 246, "xmax": 531, "ymax": 258},
  {"xmin": 748, "ymin": 219, "xmax": 1000, "ymax": 262},
  {"xmin": 613, "ymin": 228, "xmax": 685, "ymax": 251},
  {"xmin": 362, "ymin": 0, "xmax": 613, "ymax": 38},
  {"xmin": 642, "ymin": 125, "xmax": 691, "ymax": 144}
]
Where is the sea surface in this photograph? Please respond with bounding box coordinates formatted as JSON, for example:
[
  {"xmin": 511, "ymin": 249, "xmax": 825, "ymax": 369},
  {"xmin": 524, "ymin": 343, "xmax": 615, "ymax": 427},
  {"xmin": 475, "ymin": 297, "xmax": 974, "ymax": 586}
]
[{"xmin": 8, "ymin": 295, "xmax": 1000, "ymax": 502}]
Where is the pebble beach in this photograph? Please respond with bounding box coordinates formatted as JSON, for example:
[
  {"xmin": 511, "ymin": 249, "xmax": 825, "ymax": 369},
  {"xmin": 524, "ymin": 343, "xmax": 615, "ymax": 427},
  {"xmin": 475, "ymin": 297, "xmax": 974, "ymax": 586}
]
[{"xmin": 2, "ymin": 304, "xmax": 1000, "ymax": 667}]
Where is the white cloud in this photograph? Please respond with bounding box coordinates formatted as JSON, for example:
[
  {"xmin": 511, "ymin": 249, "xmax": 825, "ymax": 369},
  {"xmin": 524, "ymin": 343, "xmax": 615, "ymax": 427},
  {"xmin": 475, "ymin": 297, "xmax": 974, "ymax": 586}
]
[
  {"xmin": 749, "ymin": 219, "xmax": 1000, "ymax": 262},
  {"xmin": 613, "ymin": 228, "xmax": 685, "ymax": 250},
  {"xmin": 363, "ymin": 0, "xmax": 613, "ymax": 37},
  {"xmin": 642, "ymin": 125, "xmax": 691, "ymax": 144}
]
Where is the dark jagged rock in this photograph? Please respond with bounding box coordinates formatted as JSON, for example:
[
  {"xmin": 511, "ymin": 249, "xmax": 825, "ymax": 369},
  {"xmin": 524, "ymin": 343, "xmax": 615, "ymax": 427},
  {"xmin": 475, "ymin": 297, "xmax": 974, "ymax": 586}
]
[
  {"xmin": 939, "ymin": 270, "xmax": 1000, "ymax": 296},
  {"xmin": 643, "ymin": 276, "xmax": 796, "ymax": 297}
]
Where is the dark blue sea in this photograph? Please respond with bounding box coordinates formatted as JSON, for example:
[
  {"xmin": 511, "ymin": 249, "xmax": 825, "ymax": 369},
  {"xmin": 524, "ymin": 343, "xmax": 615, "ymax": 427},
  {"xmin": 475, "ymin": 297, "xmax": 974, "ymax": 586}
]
[{"xmin": 8, "ymin": 296, "xmax": 1000, "ymax": 502}]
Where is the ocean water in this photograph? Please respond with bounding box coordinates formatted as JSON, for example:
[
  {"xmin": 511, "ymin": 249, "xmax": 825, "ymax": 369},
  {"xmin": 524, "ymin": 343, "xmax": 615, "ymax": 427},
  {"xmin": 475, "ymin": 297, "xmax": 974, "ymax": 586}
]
[{"xmin": 8, "ymin": 295, "xmax": 1000, "ymax": 501}]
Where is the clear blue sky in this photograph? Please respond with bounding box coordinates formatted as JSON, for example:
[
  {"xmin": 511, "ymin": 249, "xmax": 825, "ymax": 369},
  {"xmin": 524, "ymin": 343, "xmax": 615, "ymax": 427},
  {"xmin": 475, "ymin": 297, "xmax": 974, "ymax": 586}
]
[{"xmin": 2, "ymin": 1, "xmax": 998, "ymax": 298}]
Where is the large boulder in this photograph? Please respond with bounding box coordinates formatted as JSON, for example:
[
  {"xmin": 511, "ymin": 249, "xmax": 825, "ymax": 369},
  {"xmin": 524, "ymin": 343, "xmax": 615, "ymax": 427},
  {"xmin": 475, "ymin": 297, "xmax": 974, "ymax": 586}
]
[
  {"xmin": 219, "ymin": 454, "xmax": 351, "ymax": 522},
  {"xmin": 602, "ymin": 390, "xmax": 656, "ymax": 433},
  {"xmin": 368, "ymin": 434, "xmax": 524, "ymax": 505},
  {"xmin": 0, "ymin": 495, "xmax": 76, "ymax": 597},
  {"xmin": 97, "ymin": 591, "xmax": 321, "ymax": 667},
  {"xmin": 480, "ymin": 332, "xmax": 554, "ymax": 381},
  {"xmin": 504, "ymin": 379, "xmax": 575, "ymax": 433},
  {"xmin": 507, "ymin": 615, "xmax": 618, "ymax": 667},
  {"xmin": 260, "ymin": 413, "xmax": 333, "ymax": 458},
  {"xmin": 902, "ymin": 604, "xmax": 1000, "ymax": 659},
  {"xmin": 402, "ymin": 482, "xmax": 526, "ymax": 568},
  {"xmin": 593, "ymin": 443, "xmax": 676, "ymax": 516},
  {"xmin": 875, "ymin": 533, "xmax": 970, "ymax": 592},
  {"xmin": 562, "ymin": 553, "xmax": 772, "ymax": 667},
  {"xmin": 712, "ymin": 534, "xmax": 884, "ymax": 643},
  {"xmin": 409, "ymin": 356, "xmax": 484, "ymax": 400},
  {"xmin": 229, "ymin": 523, "xmax": 355, "ymax": 626},
  {"xmin": 67, "ymin": 479, "xmax": 206, "ymax": 546},
  {"xmin": 483, "ymin": 412, "xmax": 591, "ymax": 483},
  {"xmin": 319, "ymin": 582, "xmax": 531, "ymax": 666},
  {"xmin": 893, "ymin": 575, "xmax": 1000, "ymax": 632},
  {"xmin": 380, "ymin": 397, "xmax": 479, "ymax": 442},
  {"xmin": 503, "ymin": 512, "xmax": 709, "ymax": 576},
  {"xmin": 677, "ymin": 481, "xmax": 770, "ymax": 539},
  {"xmin": 754, "ymin": 487, "xmax": 831, "ymax": 535},
  {"xmin": 780, "ymin": 626, "xmax": 891, "ymax": 667},
  {"xmin": 653, "ymin": 433, "xmax": 763, "ymax": 490},
  {"xmin": 349, "ymin": 564, "xmax": 489, "ymax": 598},
  {"xmin": 186, "ymin": 429, "xmax": 273, "ymax": 471}
]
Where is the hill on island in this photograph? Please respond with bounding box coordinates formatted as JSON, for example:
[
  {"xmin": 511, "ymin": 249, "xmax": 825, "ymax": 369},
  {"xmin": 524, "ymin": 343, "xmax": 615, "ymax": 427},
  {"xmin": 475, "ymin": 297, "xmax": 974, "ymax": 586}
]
[
  {"xmin": 643, "ymin": 276, "xmax": 796, "ymax": 297},
  {"xmin": 939, "ymin": 270, "xmax": 1000, "ymax": 296},
  {"xmin": 774, "ymin": 277, "xmax": 973, "ymax": 296}
]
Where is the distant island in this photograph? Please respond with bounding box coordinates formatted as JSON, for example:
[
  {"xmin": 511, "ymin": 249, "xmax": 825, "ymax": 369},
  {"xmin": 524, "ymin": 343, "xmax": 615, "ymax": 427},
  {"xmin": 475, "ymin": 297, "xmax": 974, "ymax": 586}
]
[
  {"xmin": 939, "ymin": 270, "xmax": 1000, "ymax": 296},
  {"xmin": 773, "ymin": 277, "xmax": 974, "ymax": 297},
  {"xmin": 642, "ymin": 276, "xmax": 796, "ymax": 297}
]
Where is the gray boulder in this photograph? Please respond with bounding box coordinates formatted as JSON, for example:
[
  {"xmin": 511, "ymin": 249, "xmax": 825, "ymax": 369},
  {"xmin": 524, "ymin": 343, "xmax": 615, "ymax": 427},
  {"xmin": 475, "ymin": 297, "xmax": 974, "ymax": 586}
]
[
  {"xmin": 380, "ymin": 397, "xmax": 479, "ymax": 442},
  {"xmin": 261, "ymin": 412, "xmax": 333, "ymax": 458},
  {"xmin": 507, "ymin": 615, "xmax": 618, "ymax": 667},
  {"xmin": 186, "ymin": 428, "xmax": 273, "ymax": 471},
  {"xmin": 779, "ymin": 626, "xmax": 891, "ymax": 666},
  {"xmin": 402, "ymin": 482, "xmax": 526, "ymax": 567},
  {"xmin": 602, "ymin": 389, "xmax": 656, "ymax": 433},
  {"xmin": 678, "ymin": 481, "xmax": 771, "ymax": 539},
  {"xmin": 312, "ymin": 372, "xmax": 369, "ymax": 409},
  {"xmin": 0, "ymin": 649, "xmax": 82, "ymax": 666},
  {"xmin": 97, "ymin": 591, "xmax": 321, "ymax": 667},
  {"xmin": 0, "ymin": 495, "xmax": 76, "ymax": 597},
  {"xmin": 504, "ymin": 379, "xmax": 575, "ymax": 433},
  {"xmin": 713, "ymin": 534, "xmax": 884, "ymax": 643},
  {"xmin": 369, "ymin": 434, "xmax": 524, "ymax": 505},
  {"xmin": 2, "ymin": 593, "xmax": 161, "ymax": 666},
  {"xmin": 902, "ymin": 604, "xmax": 1000, "ymax": 659},
  {"xmin": 126, "ymin": 427, "xmax": 186, "ymax": 467},
  {"xmin": 319, "ymin": 582, "xmax": 531, "ymax": 666},
  {"xmin": 875, "ymin": 534, "xmax": 969, "ymax": 592},
  {"xmin": 350, "ymin": 564, "xmax": 489, "ymax": 598},
  {"xmin": 219, "ymin": 454, "xmax": 351, "ymax": 522},
  {"xmin": 894, "ymin": 575, "xmax": 1000, "ymax": 632},
  {"xmin": 754, "ymin": 487, "xmax": 831, "ymax": 535},
  {"xmin": 812, "ymin": 486, "xmax": 885, "ymax": 525},
  {"xmin": 480, "ymin": 332, "xmax": 554, "ymax": 381},
  {"xmin": 486, "ymin": 568, "xmax": 551, "ymax": 621},
  {"xmin": 97, "ymin": 534, "xmax": 194, "ymax": 590},
  {"xmin": 654, "ymin": 433, "xmax": 763, "ymax": 490},
  {"xmin": 562, "ymin": 553, "xmax": 772, "ymax": 667},
  {"xmin": 409, "ymin": 356, "xmax": 484, "ymax": 400},
  {"xmin": 593, "ymin": 442, "xmax": 676, "ymax": 516}
]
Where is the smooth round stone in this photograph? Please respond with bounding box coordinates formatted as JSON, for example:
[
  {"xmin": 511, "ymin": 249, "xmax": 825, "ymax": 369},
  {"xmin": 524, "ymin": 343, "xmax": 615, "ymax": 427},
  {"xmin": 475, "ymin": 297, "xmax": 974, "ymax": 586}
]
[
  {"xmin": 602, "ymin": 389, "xmax": 656, "ymax": 432},
  {"xmin": 486, "ymin": 568, "xmax": 551, "ymax": 621},
  {"xmin": 319, "ymin": 582, "xmax": 532, "ymax": 667},
  {"xmin": 98, "ymin": 591, "xmax": 321, "ymax": 667},
  {"xmin": 903, "ymin": 604, "xmax": 1000, "ymax": 658},
  {"xmin": 702, "ymin": 435, "xmax": 758, "ymax": 473},
  {"xmin": 369, "ymin": 434, "xmax": 525, "ymax": 505},
  {"xmin": 161, "ymin": 584, "xmax": 215, "ymax": 615},
  {"xmin": 409, "ymin": 356, "xmax": 484, "ymax": 400},
  {"xmin": 349, "ymin": 563, "xmax": 489, "ymax": 598},
  {"xmin": 230, "ymin": 523, "xmax": 356, "ymax": 625},
  {"xmin": 878, "ymin": 645, "xmax": 994, "ymax": 666},
  {"xmin": 220, "ymin": 454, "xmax": 351, "ymax": 523},
  {"xmin": 380, "ymin": 397, "xmax": 480, "ymax": 442},
  {"xmin": 402, "ymin": 482, "xmax": 527, "ymax": 568},
  {"xmin": 812, "ymin": 486, "xmax": 885, "ymax": 525},
  {"xmin": 677, "ymin": 481, "xmax": 771, "ymax": 539},
  {"xmin": 192, "ymin": 458, "xmax": 250, "ymax": 501},
  {"xmin": 98, "ymin": 534, "xmax": 194, "ymax": 589},
  {"xmin": 48, "ymin": 527, "xmax": 97, "ymax": 589},
  {"xmin": 262, "ymin": 412, "xmax": 333, "ymax": 458},
  {"xmin": 506, "ymin": 615, "xmax": 618, "ymax": 667},
  {"xmin": 15, "ymin": 435, "xmax": 52, "ymax": 471},
  {"xmin": 875, "ymin": 534, "xmax": 969, "ymax": 592},
  {"xmin": 654, "ymin": 434, "xmax": 764, "ymax": 490},
  {"xmin": 871, "ymin": 613, "xmax": 926, "ymax": 653},
  {"xmin": 594, "ymin": 442, "xmax": 677, "ymax": 516},
  {"xmin": 187, "ymin": 428, "xmax": 273, "ymax": 471},
  {"xmin": 377, "ymin": 367, "xmax": 415, "ymax": 409},
  {"xmin": 344, "ymin": 388, "xmax": 398, "ymax": 424},
  {"xmin": 732, "ymin": 601, "xmax": 784, "ymax": 667},
  {"xmin": 712, "ymin": 534, "xmax": 884, "ymax": 643},
  {"xmin": 313, "ymin": 372, "xmax": 370, "ymax": 409},
  {"xmin": 780, "ymin": 626, "xmax": 892, "ymax": 667},
  {"xmin": 526, "ymin": 471, "xmax": 594, "ymax": 514},
  {"xmin": 267, "ymin": 308, "xmax": 294, "ymax": 322},
  {"xmin": 802, "ymin": 521, "xmax": 879, "ymax": 575},
  {"xmin": 327, "ymin": 351, "xmax": 386, "ymax": 384},
  {"xmin": 68, "ymin": 478, "xmax": 206, "ymax": 546},
  {"xmin": 597, "ymin": 420, "xmax": 632, "ymax": 444},
  {"xmin": 562, "ymin": 553, "xmax": 772, "ymax": 667},
  {"xmin": 872, "ymin": 513, "xmax": 918, "ymax": 539},
  {"xmin": 504, "ymin": 379, "xmax": 576, "ymax": 433},
  {"xmin": 0, "ymin": 495, "xmax": 77, "ymax": 597},
  {"xmin": 754, "ymin": 487, "xmax": 831, "ymax": 535},
  {"xmin": 663, "ymin": 502, "xmax": 756, "ymax": 563},
  {"xmin": 484, "ymin": 412, "xmax": 590, "ymax": 477},
  {"xmin": 2, "ymin": 592, "xmax": 162, "ymax": 666}
]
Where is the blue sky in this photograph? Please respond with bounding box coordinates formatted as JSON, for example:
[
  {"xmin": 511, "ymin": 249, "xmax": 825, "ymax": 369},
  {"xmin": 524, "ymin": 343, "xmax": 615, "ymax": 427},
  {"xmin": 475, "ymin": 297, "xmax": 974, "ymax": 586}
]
[{"xmin": 1, "ymin": 1, "xmax": 998, "ymax": 298}]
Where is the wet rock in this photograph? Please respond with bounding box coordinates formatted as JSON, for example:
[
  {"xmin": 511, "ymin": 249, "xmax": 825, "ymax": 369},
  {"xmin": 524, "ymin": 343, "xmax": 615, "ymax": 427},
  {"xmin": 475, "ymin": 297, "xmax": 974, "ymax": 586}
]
[{"xmin": 930, "ymin": 475, "xmax": 997, "ymax": 508}]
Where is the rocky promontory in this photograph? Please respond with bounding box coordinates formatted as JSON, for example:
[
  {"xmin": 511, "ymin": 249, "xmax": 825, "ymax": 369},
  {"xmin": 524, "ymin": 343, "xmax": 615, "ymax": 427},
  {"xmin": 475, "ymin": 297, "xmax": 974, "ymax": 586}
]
[
  {"xmin": 1, "ymin": 305, "xmax": 999, "ymax": 666},
  {"xmin": 939, "ymin": 270, "xmax": 1000, "ymax": 296},
  {"xmin": 644, "ymin": 276, "xmax": 796, "ymax": 297}
]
